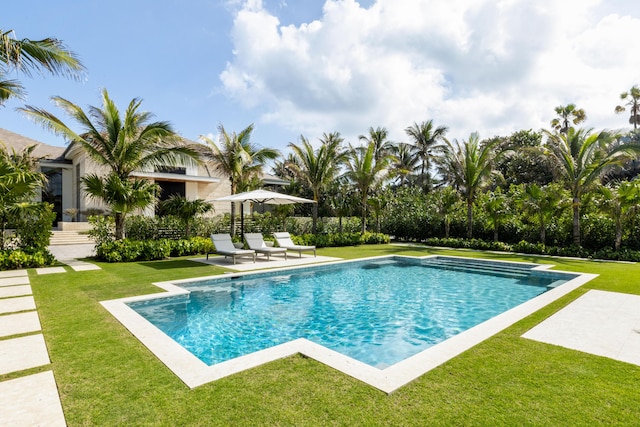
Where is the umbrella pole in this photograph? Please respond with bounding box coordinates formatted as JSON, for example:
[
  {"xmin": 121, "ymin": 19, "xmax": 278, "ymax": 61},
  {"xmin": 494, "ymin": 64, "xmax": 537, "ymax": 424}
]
[{"xmin": 240, "ymin": 202, "xmax": 245, "ymax": 235}]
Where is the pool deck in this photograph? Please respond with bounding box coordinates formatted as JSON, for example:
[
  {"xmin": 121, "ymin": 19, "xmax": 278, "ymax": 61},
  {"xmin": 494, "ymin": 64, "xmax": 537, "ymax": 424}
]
[
  {"xmin": 190, "ymin": 254, "xmax": 342, "ymax": 271},
  {"xmin": 101, "ymin": 255, "xmax": 600, "ymax": 393}
]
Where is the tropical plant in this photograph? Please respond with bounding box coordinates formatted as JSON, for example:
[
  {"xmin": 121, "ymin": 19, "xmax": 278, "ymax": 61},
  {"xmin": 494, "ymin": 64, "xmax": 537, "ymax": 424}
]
[
  {"xmin": 390, "ymin": 142, "xmax": 420, "ymax": 187},
  {"xmin": 437, "ymin": 132, "xmax": 501, "ymax": 238},
  {"xmin": 0, "ymin": 29, "xmax": 84, "ymax": 105},
  {"xmin": 550, "ymin": 104, "xmax": 587, "ymax": 134},
  {"xmin": 596, "ymin": 181, "xmax": 640, "ymax": 250},
  {"xmin": 405, "ymin": 120, "xmax": 448, "ymax": 190},
  {"xmin": 159, "ymin": 195, "xmax": 213, "ymax": 238},
  {"xmin": 435, "ymin": 186, "xmax": 460, "ymax": 238},
  {"xmin": 516, "ymin": 183, "xmax": 564, "ymax": 245},
  {"xmin": 344, "ymin": 141, "xmax": 391, "ymax": 233},
  {"xmin": 359, "ymin": 126, "xmax": 393, "ymax": 161},
  {"xmin": 288, "ymin": 132, "xmax": 346, "ymax": 233},
  {"xmin": 199, "ymin": 124, "xmax": 279, "ymax": 236},
  {"xmin": 614, "ymin": 85, "xmax": 640, "ymax": 129},
  {"xmin": 20, "ymin": 88, "xmax": 199, "ymax": 239},
  {"xmin": 543, "ymin": 127, "xmax": 638, "ymax": 246},
  {"xmin": 482, "ymin": 188, "xmax": 509, "ymax": 242},
  {"xmin": 0, "ymin": 143, "xmax": 48, "ymax": 249}
]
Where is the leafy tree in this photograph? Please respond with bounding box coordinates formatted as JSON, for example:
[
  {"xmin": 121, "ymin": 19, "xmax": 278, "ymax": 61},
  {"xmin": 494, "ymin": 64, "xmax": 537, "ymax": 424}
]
[
  {"xmin": 288, "ymin": 133, "xmax": 346, "ymax": 233},
  {"xmin": 437, "ymin": 132, "xmax": 501, "ymax": 238},
  {"xmin": 0, "ymin": 143, "xmax": 48, "ymax": 249},
  {"xmin": 551, "ymin": 104, "xmax": 587, "ymax": 134},
  {"xmin": 614, "ymin": 85, "xmax": 640, "ymax": 129},
  {"xmin": 405, "ymin": 120, "xmax": 448, "ymax": 190},
  {"xmin": 200, "ymin": 123, "xmax": 279, "ymax": 236},
  {"xmin": 596, "ymin": 181, "xmax": 640, "ymax": 250},
  {"xmin": 0, "ymin": 29, "xmax": 84, "ymax": 105},
  {"xmin": 159, "ymin": 195, "xmax": 212, "ymax": 238},
  {"xmin": 494, "ymin": 130, "xmax": 553, "ymax": 186},
  {"xmin": 344, "ymin": 142, "xmax": 391, "ymax": 233},
  {"xmin": 20, "ymin": 88, "xmax": 199, "ymax": 239},
  {"xmin": 543, "ymin": 127, "xmax": 638, "ymax": 246},
  {"xmin": 326, "ymin": 177, "xmax": 355, "ymax": 234}
]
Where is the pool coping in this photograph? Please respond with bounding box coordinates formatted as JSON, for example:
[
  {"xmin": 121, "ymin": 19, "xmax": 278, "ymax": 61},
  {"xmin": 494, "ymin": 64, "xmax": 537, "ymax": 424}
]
[{"xmin": 100, "ymin": 255, "xmax": 597, "ymax": 393}]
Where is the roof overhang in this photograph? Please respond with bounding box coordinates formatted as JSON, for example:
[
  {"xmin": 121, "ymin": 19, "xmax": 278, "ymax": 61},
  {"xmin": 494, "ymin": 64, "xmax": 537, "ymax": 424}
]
[{"xmin": 131, "ymin": 171, "xmax": 221, "ymax": 184}]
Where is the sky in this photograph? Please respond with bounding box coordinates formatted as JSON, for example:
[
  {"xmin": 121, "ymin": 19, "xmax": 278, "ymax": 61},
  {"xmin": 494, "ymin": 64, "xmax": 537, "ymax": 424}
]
[{"xmin": 2, "ymin": 0, "xmax": 640, "ymax": 156}]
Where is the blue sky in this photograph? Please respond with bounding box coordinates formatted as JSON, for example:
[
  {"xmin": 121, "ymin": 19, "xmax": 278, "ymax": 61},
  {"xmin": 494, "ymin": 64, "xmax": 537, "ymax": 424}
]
[{"xmin": 2, "ymin": 0, "xmax": 639, "ymax": 155}]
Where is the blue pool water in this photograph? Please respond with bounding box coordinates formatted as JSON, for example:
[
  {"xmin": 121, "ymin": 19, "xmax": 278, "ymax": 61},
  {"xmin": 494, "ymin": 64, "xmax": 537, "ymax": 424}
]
[{"xmin": 129, "ymin": 257, "xmax": 574, "ymax": 369}]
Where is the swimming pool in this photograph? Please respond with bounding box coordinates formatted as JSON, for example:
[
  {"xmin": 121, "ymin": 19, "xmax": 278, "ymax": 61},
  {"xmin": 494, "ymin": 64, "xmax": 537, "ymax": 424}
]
[{"xmin": 102, "ymin": 255, "xmax": 596, "ymax": 392}]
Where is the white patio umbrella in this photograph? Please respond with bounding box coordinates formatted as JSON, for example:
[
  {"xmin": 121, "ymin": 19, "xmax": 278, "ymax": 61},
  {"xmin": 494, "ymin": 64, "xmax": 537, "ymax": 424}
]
[{"xmin": 214, "ymin": 189, "xmax": 316, "ymax": 234}]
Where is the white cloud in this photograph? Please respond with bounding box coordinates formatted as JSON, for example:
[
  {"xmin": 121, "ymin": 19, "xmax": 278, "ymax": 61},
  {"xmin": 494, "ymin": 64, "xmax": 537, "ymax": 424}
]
[{"xmin": 219, "ymin": 0, "xmax": 640, "ymax": 145}]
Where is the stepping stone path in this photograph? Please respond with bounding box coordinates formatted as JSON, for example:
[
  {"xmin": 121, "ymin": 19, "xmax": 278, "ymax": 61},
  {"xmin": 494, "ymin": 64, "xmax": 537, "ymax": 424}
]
[{"xmin": 0, "ymin": 269, "xmax": 66, "ymax": 426}]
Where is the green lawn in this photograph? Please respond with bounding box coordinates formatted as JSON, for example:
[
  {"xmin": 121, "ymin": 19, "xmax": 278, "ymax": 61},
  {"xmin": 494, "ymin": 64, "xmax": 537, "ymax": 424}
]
[{"xmin": 13, "ymin": 245, "xmax": 640, "ymax": 426}]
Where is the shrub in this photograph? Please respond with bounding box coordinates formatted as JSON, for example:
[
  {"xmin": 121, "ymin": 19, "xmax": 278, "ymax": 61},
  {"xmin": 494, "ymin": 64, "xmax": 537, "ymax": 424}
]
[
  {"xmin": 0, "ymin": 249, "xmax": 54, "ymax": 270},
  {"xmin": 13, "ymin": 203, "xmax": 56, "ymax": 251}
]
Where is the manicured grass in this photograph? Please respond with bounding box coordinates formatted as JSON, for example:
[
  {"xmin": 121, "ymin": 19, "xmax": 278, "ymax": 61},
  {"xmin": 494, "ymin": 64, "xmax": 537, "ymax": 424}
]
[{"xmin": 23, "ymin": 246, "xmax": 640, "ymax": 425}]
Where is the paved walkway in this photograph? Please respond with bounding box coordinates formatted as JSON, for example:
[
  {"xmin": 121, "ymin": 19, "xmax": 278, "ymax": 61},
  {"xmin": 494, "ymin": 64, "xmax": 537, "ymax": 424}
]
[{"xmin": 0, "ymin": 269, "xmax": 66, "ymax": 426}]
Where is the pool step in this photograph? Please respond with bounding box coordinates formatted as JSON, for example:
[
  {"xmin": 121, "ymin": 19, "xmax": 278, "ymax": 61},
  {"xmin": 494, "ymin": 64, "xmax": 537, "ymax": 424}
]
[{"xmin": 421, "ymin": 258, "xmax": 532, "ymax": 279}]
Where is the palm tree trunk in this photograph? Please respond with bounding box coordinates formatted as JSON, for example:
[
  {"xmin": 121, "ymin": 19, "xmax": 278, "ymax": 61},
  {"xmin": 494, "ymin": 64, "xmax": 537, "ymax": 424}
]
[
  {"xmin": 445, "ymin": 218, "xmax": 450, "ymax": 238},
  {"xmin": 493, "ymin": 228, "xmax": 499, "ymax": 242},
  {"xmin": 615, "ymin": 217, "xmax": 622, "ymax": 251},
  {"xmin": 466, "ymin": 199, "xmax": 473, "ymax": 239},
  {"xmin": 361, "ymin": 197, "xmax": 367, "ymax": 234},
  {"xmin": 312, "ymin": 203, "xmax": 318, "ymax": 234},
  {"xmin": 115, "ymin": 212, "xmax": 125, "ymax": 240},
  {"xmin": 572, "ymin": 198, "xmax": 580, "ymax": 246},
  {"xmin": 230, "ymin": 202, "xmax": 236, "ymax": 237}
]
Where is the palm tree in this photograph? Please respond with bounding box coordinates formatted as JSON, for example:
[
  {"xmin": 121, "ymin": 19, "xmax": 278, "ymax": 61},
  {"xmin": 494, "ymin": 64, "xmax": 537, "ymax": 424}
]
[
  {"xmin": 344, "ymin": 142, "xmax": 391, "ymax": 233},
  {"xmin": 159, "ymin": 195, "xmax": 213, "ymax": 238},
  {"xmin": 615, "ymin": 85, "xmax": 640, "ymax": 129},
  {"xmin": 359, "ymin": 126, "xmax": 393, "ymax": 161},
  {"xmin": 550, "ymin": 104, "xmax": 586, "ymax": 134},
  {"xmin": 0, "ymin": 143, "xmax": 47, "ymax": 249},
  {"xmin": 543, "ymin": 127, "xmax": 637, "ymax": 246},
  {"xmin": 20, "ymin": 89, "xmax": 199, "ymax": 239},
  {"xmin": 288, "ymin": 133, "xmax": 346, "ymax": 233},
  {"xmin": 405, "ymin": 120, "xmax": 448, "ymax": 190},
  {"xmin": 437, "ymin": 132, "xmax": 500, "ymax": 238},
  {"xmin": 200, "ymin": 123, "xmax": 279, "ymax": 236},
  {"xmin": 482, "ymin": 188, "xmax": 509, "ymax": 242},
  {"xmin": 596, "ymin": 181, "xmax": 640, "ymax": 250},
  {"xmin": 390, "ymin": 142, "xmax": 420, "ymax": 187},
  {"xmin": 517, "ymin": 183, "xmax": 564, "ymax": 245},
  {"xmin": 0, "ymin": 29, "xmax": 84, "ymax": 105},
  {"xmin": 435, "ymin": 186, "xmax": 460, "ymax": 238}
]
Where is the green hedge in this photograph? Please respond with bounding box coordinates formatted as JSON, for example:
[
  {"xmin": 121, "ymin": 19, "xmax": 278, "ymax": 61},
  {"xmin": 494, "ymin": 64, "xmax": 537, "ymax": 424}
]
[
  {"xmin": 96, "ymin": 237, "xmax": 214, "ymax": 263},
  {"xmin": 0, "ymin": 249, "xmax": 55, "ymax": 270},
  {"xmin": 291, "ymin": 232, "xmax": 390, "ymax": 248}
]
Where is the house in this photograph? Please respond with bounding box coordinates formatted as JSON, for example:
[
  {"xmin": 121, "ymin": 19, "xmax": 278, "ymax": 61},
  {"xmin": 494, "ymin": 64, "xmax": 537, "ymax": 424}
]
[{"xmin": 0, "ymin": 128, "xmax": 286, "ymax": 227}]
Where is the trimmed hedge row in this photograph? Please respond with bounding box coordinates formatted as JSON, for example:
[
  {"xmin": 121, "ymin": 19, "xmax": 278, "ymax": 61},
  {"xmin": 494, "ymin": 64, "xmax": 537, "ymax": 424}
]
[{"xmin": 424, "ymin": 237, "xmax": 640, "ymax": 262}]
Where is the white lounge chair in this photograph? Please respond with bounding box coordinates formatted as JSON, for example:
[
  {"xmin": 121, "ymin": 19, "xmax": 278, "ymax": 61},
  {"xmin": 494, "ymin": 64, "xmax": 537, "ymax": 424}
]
[
  {"xmin": 244, "ymin": 233, "xmax": 287, "ymax": 261},
  {"xmin": 208, "ymin": 234, "xmax": 256, "ymax": 264},
  {"xmin": 273, "ymin": 232, "xmax": 316, "ymax": 257}
]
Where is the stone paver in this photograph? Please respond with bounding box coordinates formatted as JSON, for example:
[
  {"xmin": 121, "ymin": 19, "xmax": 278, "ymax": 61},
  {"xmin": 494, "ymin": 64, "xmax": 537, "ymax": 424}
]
[
  {"xmin": 0, "ymin": 334, "xmax": 50, "ymax": 375},
  {"xmin": 0, "ymin": 371, "xmax": 66, "ymax": 427},
  {"xmin": 70, "ymin": 263, "xmax": 101, "ymax": 271},
  {"xmin": 0, "ymin": 276, "xmax": 30, "ymax": 287},
  {"xmin": 0, "ymin": 285, "xmax": 32, "ymax": 299},
  {"xmin": 523, "ymin": 290, "xmax": 640, "ymax": 366},
  {"xmin": 35, "ymin": 267, "xmax": 67, "ymax": 275},
  {"xmin": 0, "ymin": 311, "xmax": 42, "ymax": 338},
  {"xmin": 0, "ymin": 270, "xmax": 28, "ymax": 279},
  {"xmin": 0, "ymin": 296, "xmax": 36, "ymax": 315}
]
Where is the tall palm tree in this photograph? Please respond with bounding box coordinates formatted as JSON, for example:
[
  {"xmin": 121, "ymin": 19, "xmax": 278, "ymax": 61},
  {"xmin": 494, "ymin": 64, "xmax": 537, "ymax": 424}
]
[
  {"xmin": 20, "ymin": 89, "xmax": 199, "ymax": 239},
  {"xmin": 405, "ymin": 120, "xmax": 448, "ymax": 190},
  {"xmin": 615, "ymin": 85, "xmax": 640, "ymax": 129},
  {"xmin": 0, "ymin": 29, "xmax": 84, "ymax": 105},
  {"xmin": 543, "ymin": 127, "xmax": 637, "ymax": 246},
  {"xmin": 344, "ymin": 142, "xmax": 391, "ymax": 233},
  {"xmin": 359, "ymin": 126, "xmax": 393, "ymax": 161},
  {"xmin": 436, "ymin": 132, "xmax": 500, "ymax": 238},
  {"xmin": 200, "ymin": 124, "xmax": 279, "ymax": 236},
  {"xmin": 390, "ymin": 142, "xmax": 420, "ymax": 186},
  {"xmin": 0, "ymin": 143, "xmax": 47, "ymax": 249},
  {"xmin": 596, "ymin": 181, "xmax": 640, "ymax": 250},
  {"xmin": 550, "ymin": 104, "xmax": 586, "ymax": 134},
  {"xmin": 288, "ymin": 133, "xmax": 346, "ymax": 233},
  {"xmin": 483, "ymin": 188, "xmax": 509, "ymax": 242}
]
